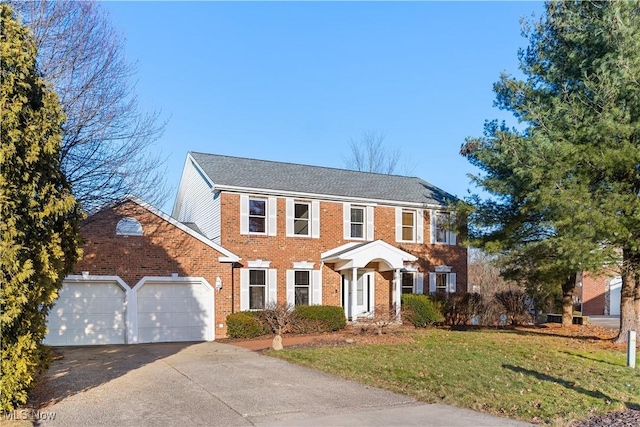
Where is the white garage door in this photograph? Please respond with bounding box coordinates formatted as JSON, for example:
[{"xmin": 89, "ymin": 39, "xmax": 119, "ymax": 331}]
[
  {"xmin": 136, "ymin": 280, "xmax": 214, "ymax": 343},
  {"xmin": 45, "ymin": 280, "xmax": 126, "ymax": 346}
]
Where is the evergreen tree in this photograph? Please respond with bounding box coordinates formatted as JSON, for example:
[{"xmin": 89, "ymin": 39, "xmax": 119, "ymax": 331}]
[
  {"xmin": 461, "ymin": 1, "xmax": 640, "ymax": 339},
  {"xmin": 0, "ymin": 4, "xmax": 81, "ymax": 410}
]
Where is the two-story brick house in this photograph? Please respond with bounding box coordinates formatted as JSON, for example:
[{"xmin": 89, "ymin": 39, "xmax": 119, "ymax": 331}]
[
  {"xmin": 173, "ymin": 152, "xmax": 467, "ymax": 322},
  {"xmin": 45, "ymin": 152, "xmax": 467, "ymax": 346}
]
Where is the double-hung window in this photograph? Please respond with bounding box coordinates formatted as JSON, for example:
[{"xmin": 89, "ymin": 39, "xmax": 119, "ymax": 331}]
[
  {"xmin": 428, "ymin": 269, "xmax": 457, "ymax": 294},
  {"xmin": 249, "ymin": 198, "xmax": 267, "ymax": 233},
  {"xmin": 344, "ymin": 203, "xmax": 374, "ymax": 240},
  {"xmin": 249, "ymin": 269, "xmax": 266, "ymax": 309},
  {"xmin": 402, "ymin": 272, "xmax": 415, "ymax": 294},
  {"xmin": 431, "ymin": 211, "xmax": 456, "ymax": 245},
  {"xmin": 240, "ymin": 195, "xmax": 277, "ymax": 236},
  {"xmin": 286, "ymin": 264, "xmax": 321, "ymax": 306},
  {"xmin": 294, "ymin": 271, "xmax": 310, "ymax": 305},
  {"xmin": 286, "ymin": 199, "xmax": 320, "ymax": 238},
  {"xmin": 240, "ymin": 265, "xmax": 277, "ymax": 311},
  {"xmin": 350, "ymin": 207, "xmax": 365, "ymax": 238},
  {"xmin": 396, "ymin": 208, "xmax": 424, "ymax": 243},
  {"xmin": 294, "ymin": 203, "xmax": 310, "ymax": 236}
]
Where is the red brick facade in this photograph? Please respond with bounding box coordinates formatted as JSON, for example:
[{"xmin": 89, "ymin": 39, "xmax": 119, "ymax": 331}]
[
  {"xmin": 74, "ymin": 192, "xmax": 467, "ymax": 339},
  {"xmin": 220, "ymin": 192, "xmax": 467, "ymax": 314},
  {"xmin": 74, "ymin": 201, "xmax": 235, "ymax": 336}
]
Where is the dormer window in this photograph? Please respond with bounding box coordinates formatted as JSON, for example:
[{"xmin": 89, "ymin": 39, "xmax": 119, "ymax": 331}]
[{"xmin": 116, "ymin": 217, "xmax": 143, "ymax": 236}]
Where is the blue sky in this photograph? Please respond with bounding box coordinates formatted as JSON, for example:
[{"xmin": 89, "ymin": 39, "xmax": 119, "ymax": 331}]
[{"xmin": 103, "ymin": 1, "xmax": 544, "ymax": 213}]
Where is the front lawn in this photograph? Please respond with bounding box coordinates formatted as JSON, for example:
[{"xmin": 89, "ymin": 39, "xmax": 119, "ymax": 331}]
[{"xmin": 270, "ymin": 326, "xmax": 639, "ymax": 425}]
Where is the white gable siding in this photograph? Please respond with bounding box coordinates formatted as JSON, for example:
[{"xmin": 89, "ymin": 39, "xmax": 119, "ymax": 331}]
[{"xmin": 172, "ymin": 158, "xmax": 221, "ymax": 243}]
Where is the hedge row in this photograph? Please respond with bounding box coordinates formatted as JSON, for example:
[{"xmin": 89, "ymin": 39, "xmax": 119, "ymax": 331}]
[{"xmin": 226, "ymin": 305, "xmax": 347, "ymax": 339}]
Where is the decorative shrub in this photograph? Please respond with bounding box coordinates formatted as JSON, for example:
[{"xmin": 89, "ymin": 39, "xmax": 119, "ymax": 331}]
[
  {"xmin": 226, "ymin": 311, "xmax": 271, "ymax": 339},
  {"xmin": 494, "ymin": 290, "xmax": 531, "ymax": 325},
  {"xmin": 438, "ymin": 292, "xmax": 484, "ymax": 326},
  {"xmin": 401, "ymin": 294, "xmax": 444, "ymax": 327},
  {"xmin": 293, "ymin": 305, "xmax": 347, "ymax": 333},
  {"xmin": 259, "ymin": 302, "xmax": 297, "ymax": 335}
]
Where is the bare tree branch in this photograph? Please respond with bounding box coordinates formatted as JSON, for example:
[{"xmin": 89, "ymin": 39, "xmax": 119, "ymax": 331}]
[
  {"xmin": 342, "ymin": 130, "xmax": 401, "ymax": 175},
  {"xmin": 12, "ymin": 0, "xmax": 168, "ymax": 211}
]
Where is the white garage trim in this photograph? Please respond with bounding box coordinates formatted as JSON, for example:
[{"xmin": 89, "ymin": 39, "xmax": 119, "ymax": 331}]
[
  {"xmin": 46, "ymin": 275, "xmax": 131, "ymax": 346},
  {"xmin": 131, "ymin": 276, "xmax": 215, "ymax": 344}
]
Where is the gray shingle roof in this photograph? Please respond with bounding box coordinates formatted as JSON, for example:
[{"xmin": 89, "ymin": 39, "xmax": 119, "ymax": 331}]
[{"xmin": 190, "ymin": 152, "xmax": 457, "ymax": 206}]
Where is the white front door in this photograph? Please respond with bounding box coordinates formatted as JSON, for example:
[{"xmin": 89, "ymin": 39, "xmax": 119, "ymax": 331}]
[{"xmin": 352, "ymin": 270, "xmax": 373, "ymax": 317}]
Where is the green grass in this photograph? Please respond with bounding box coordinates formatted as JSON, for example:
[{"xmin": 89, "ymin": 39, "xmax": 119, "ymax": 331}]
[{"xmin": 270, "ymin": 328, "xmax": 639, "ymax": 425}]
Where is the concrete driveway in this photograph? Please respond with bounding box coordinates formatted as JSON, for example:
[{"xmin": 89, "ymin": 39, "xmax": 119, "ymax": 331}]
[
  {"xmin": 589, "ymin": 315, "xmax": 621, "ymax": 330},
  {"xmin": 34, "ymin": 342, "xmax": 532, "ymax": 427}
]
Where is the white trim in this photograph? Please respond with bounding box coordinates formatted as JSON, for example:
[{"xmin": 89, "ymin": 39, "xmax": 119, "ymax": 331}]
[
  {"xmin": 286, "ymin": 270, "xmax": 295, "ymax": 305},
  {"xmin": 248, "ymin": 259, "xmax": 271, "ymax": 268},
  {"xmin": 416, "ymin": 272, "xmax": 424, "ymax": 294},
  {"xmin": 435, "ymin": 265, "xmax": 452, "ymax": 273},
  {"xmin": 311, "ymin": 200, "xmax": 320, "ymax": 238},
  {"xmin": 292, "ymin": 261, "xmax": 315, "ymax": 269},
  {"xmin": 240, "ymin": 269, "xmax": 250, "ymax": 311},
  {"xmin": 312, "ymin": 270, "xmax": 322, "ymax": 305},
  {"xmin": 366, "ymin": 206, "xmax": 374, "ymax": 241},
  {"xmin": 109, "ymin": 194, "xmax": 240, "ymax": 262},
  {"xmin": 449, "ymin": 273, "xmax": 457, "ymax": 293},
  {"xmin": 286, "ymin": 198, "xmax": 295, "ymax": 237},
  {"xmin": 268, "ymin": 197, "xmax": 277, "ymax": 236},
  {"xmin": 212, "ymin": 184, "xmax": 448, "ymax": 209},
  {"xmin": 268, "ymin": 269, "xmax": 277, "ymax": 304}
]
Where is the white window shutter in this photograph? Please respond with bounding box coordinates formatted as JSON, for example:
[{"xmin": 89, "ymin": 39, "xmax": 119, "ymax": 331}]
[
  {"xmin": 449, "ymin": 273, "xmax": 457, "ymax": 293},
  {"xmin": 268, "ymin": 269, "xmax": 278, "ymax": 304},
  {"xmin": 240, "ymin": 195, "xmax": 249, "ymax": 235},
  {"xmin": 416, "ymin": 272, "xmax": 424, "ymax": 294},
  {"xmin": 429, "ymin": 272, "xmax": 436, "ymax": 294},
  {"xmin": 311, "ymin": 200, "xmax": 320, "ymax": 238},
  {"xmin": 268, "ymin": 197, "xmax": 277, "ymax": 236},
  {"xmin": 366, "ymin": 206, "xmax": 374, "ymax": 241},
  {"xmin": 429, "ymin": 210, "xmax": 436, "ymax": 244},
  {"xmin": 312, "ymin": 270, "xmax": 322, "ymax": 305},
  {"xmin": 416, "ymin": 209, "xmax": 424, "ymax": 244},
  {"xmin": 285, "ymin": 198, "xmax": 294, "ymax": 237},
  {"xmin": 286, "ymin": 270, "xmax": 295, "ymax": 305},
  {"xmin": 343, "ymin": 203, "xmax": 351, "ymax": 239},
  {"xmin": 449, "ymin": 230, "xmax": 457, "ymax": 246},
  {"xmin": 240, "ymin": 269, "xmax": 249, "ymax": 310},
  {"xmin": 395, "ymin": 207, "xmax": 403, "ymax": 242}
]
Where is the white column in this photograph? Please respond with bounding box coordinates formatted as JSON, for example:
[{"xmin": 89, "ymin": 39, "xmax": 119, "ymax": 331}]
[
  {"xmin": 394, "ymin": 268, "xmax": 402, "ymax": 321},
  {"xmin": 351, "ymin": 267, "xmax": 358, "ymax": 322},
  {"xmin": 343, "ymin": 273, "xmax": 349, "ymax": 320}
]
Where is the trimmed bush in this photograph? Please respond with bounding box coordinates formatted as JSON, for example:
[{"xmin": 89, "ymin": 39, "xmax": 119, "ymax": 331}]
[
  {"xmin": 494, "ymin": 289, "xmax": 531, "ymax": 326},
  {"xmin": 401, "ymin": 294, "xmax": 444, "ymax": 327},
  {"xmin": 226, "ymin": 311, "xmax": 271, "ymax": 339},
  {"xmin": 438, "ymin": 292, "xmax": 484, "ymax": 326},
  {"xmin": 293, "ymin": 305, "xmax": 346, "ymax": 333}
]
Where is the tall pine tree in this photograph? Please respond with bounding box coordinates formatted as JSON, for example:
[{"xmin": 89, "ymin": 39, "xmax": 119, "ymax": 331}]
[
  {"xmin": 461, "ymin": 1, "xmax": 640, "ymax": 340},
  {"xmin": 1, "ymin": 4, "xmax": 81, "ymax": 410}
]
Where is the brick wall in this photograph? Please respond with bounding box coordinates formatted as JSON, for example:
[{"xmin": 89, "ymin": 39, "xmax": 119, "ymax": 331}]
[
  {"xmin": 74, "ymin": 201, "xmax": 235, "ymax": 337},
  {"xmin": 581, "ymin": 271, "xmax": 608, "ymax": 315},
  {"xmin": 220, "ymin": 192, "xmax": 467, "ymax": 312}
]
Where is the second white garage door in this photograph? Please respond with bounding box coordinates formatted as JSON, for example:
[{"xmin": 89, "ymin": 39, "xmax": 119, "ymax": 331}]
[
  {"xmin": 135, "ymin": 278, "xmax": 214, "ymax": 343},
  {"xmin": 45, "ymin": 278, "xmax": 127, "ymax": 346}
]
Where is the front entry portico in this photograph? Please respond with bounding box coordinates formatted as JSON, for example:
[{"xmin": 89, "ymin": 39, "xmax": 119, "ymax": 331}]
[{"xmin": 322, "ymin": 240, "xmax": 417, "ymax": 321}]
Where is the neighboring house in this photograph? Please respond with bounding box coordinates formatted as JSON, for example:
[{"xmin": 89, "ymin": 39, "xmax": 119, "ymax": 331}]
[
  {"xmin": 172, "ymin": 152, "xmax": 467, "ymax": 323},
  {"xmin": 45, "ymin": 152, "xmax": 467, "ymax": 345},
  {"xmin": 580, "ymin": 270, "xmax": 622, "ymax": 316}
]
